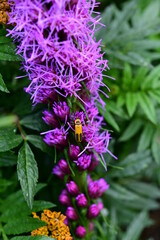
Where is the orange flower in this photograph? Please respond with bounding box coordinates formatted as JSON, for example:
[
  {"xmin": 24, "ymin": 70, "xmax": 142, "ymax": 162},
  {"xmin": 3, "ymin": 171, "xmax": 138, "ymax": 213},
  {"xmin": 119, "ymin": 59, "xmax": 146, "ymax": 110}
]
[
  {"xmin": 31, "ymin": 210, "xmax": 72, "ymax": 240},
  {"xmin": 0, "ymin": 0, "xmax": 10, "ymax": 25}
]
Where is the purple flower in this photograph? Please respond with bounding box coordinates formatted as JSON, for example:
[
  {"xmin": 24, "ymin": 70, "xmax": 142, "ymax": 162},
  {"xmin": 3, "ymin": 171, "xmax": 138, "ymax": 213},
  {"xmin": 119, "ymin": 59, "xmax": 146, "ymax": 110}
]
[
  {"xmin": 66, "ymin": 180, "xmax": 79, "ymax": 196},
  {"xmin": 43, "ymin": 127, "xmax": 67, "ymax": 149},
  {"xmin": 52, "ymin": 165, "xmax": 64, "ymax": 180},
  {"xmin": 75, "ymin": 153, "xmax": 91, "ymax": 170},
  {"xmin": 69, "ymin": 144, "xmax": 80, "ymax": 160},
  {"xmin": 58, "ymin": 159, "xmax": 71, "ymax": 174},
  {"xmin": 75, "ymin": 226, "xmax": 86, "ymax": 238},
  {"xmin": 76, "ymin": 193, "xmax": 88, "ymax": 207},
  {"xmin": 42, "ymin": 110, "xmax": 59, "ymax": 127},
  {"xmin": 89, "ymin": 222, "xmax": 94, "ymax": 232},
  {"xmin": 65, "ymin": 207, "xmax": 78, "ymax": 221},
  {"xmin": 88, "ymin": 178, "xmax": 109, "ymax": 199},
  {"xmin": 87, "ymin": 204, "xmax": 100, "ymax": 219},
  {"xmin": 53, "ymin": 101, "xmax": 70, "ymax": 121},
  {"xmin": 59, "ymin": 189, "xmax": 72, "ymax": 206}
]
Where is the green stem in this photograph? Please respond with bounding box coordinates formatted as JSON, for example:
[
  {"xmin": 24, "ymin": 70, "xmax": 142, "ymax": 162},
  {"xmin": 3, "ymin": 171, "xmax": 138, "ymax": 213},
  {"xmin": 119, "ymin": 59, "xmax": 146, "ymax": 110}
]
[
  {"xmin": 0, "ymin": 223, "xmax": 8, "ymax": 240},
  {"xmin": 64, "ymin": 148, "xmax": 75, "ymax": 177}
]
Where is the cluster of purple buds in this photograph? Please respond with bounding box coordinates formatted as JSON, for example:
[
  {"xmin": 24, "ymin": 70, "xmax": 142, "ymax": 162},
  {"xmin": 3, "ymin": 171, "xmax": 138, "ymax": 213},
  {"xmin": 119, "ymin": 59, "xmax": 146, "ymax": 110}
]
[{"xmin": 8, "ymin": 0, "xmax": 114, "ymax": 238}]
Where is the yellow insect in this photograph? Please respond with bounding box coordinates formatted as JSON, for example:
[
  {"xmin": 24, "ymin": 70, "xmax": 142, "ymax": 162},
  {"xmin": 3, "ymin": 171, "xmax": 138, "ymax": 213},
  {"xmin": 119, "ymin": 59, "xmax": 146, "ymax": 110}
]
[{"xmin": 75, "ymin": 118, "xmax": 83, "ymax": 142}]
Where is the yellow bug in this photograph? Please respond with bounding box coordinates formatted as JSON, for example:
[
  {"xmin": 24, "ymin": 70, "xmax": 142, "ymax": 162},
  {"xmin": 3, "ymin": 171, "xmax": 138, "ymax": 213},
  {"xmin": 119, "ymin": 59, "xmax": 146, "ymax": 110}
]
[{"xmin": 75, "ymin": 118, "xmax": 83, "ymax": 142}]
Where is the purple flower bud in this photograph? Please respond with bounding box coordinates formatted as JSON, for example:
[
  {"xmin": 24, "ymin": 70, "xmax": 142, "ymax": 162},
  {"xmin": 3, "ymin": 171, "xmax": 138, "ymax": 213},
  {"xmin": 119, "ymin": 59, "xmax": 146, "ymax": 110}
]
[
  {"xmin": 43, "ymin": 127, "xmax": 68, "ymax": 150},
  {"xmin": 75, "ymin": 153, "xmax": 91, "ymax": 170},
  {"xmin": 53, "ymin": 101, "xmax": 70, "ymax": 121},
  {"xmin": 88, "ymin": 178, "xmax": 109, "ymax": 199},
  {"xmin": 87, "ymin": 204, "xmax": 100, "ymax": 219},
  {"xmin": 75, "ymin": 226, "xmax": 86, "ymax": 238},
  {"xmin": 69, "ymin": 144, "xmax": 80, "ymax": 160},
  {"xmin": 59, "ymin": 189, "xmax": 72, "ymax": 206},
  {"xmin": 52, "ymin": 165, "xmax": 64, "ymax": 180},
  {"xmin": 88, "ymin": 154, "xmax": 99, "ymax": 172},
  {"xmin": 97, "ymin": 202, "xmax": 104, "ymax": 211},
  {"xmin": 42, "ymin": 110, "xmax": 59, "ymax": 128},
  {"xmin": 76, "ymin": 193, "xmax": 88, "ymax": 207},
  {"xmin": 58, "ymin": 159, "xmax": 71, "ymax": 174},
  {"xmin": 64, "ymin": 217, "xmax": 69, "ymax": 226},
  {"xmin": 87, "ymin": 175, "xmax": 93, "ymax": 185},
  {"xmin": 65, "ymin": 207, "xmax": 78, "ymax": 221},
  {"xmin": 66, "ymin": 181, "xmax": 79, "ymax": 196}
]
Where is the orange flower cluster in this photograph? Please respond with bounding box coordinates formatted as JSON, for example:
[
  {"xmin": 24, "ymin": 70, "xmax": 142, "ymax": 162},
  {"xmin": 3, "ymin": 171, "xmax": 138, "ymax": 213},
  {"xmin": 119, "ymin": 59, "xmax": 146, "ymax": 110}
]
[
  {"xmin": 31, "ymin": 210, "xmax": 72, "ymax": 240},
  {"xmin": 0, "ymin": 0, "xmax": 10, "ymax": 25}
]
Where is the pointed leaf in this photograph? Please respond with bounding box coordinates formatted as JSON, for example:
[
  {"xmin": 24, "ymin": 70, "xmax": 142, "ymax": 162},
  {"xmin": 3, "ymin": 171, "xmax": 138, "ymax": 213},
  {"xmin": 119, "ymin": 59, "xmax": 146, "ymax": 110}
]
[
  {"xmin": 119, "ymin": 119, "xmax": 143, "ymax": 141},
  {"xmin": 152, "ymin": 129, "xmax": 160, "ymax": 164},
  {"xmin": 138, "ymin": 124, "xmax": 155, "ymax": 151},
  {"xmin": 126, "ymin": 92, "xmax": 138, "ymax": 117},
  {"xmin": 0, "ymin": 73, "xmax": 9, "ymax": 93},
  {"xmin": 17, "ymin": 142, "xmax": 38, "ymax": 208}
]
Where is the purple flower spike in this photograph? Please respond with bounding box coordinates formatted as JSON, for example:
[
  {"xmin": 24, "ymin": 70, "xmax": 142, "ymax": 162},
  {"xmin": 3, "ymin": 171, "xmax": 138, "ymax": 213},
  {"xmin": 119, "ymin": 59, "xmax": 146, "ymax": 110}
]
[
  {"xmin": 59, "ymin": 189, "xmax": 72, "ymax": 206},
  {"xmin": 76, "ymin": 193, "xmax": 88, "ymax": 207},
  {"xmin": 43, "ymin": 127, "xmax": 67, "ymax": 149},
  {"xmin": 75, "ymin": 226, "xmax": 86, "ymax": 239},
  {"xmin": 66, "ymin": 180, "xmax": 79, "ymax": 196},
  {"xmin": 53, "ymin": 102, "xmax": 70, "ymax": 121},
  {"xmin": 58, "ymin": 159, "xmax": 71, "ymax": 174},
  {"xmin": 65, "ymin": 207, "xmax": 79, "ymax": 221},
  {"xmin": 98, "ymin": 178, "xmax": 110, "ymax": 195},
  {"xmin": 75, "ymin": 153, "xmax": 91, "ymax": 170},
  {"xmin": 52, "ymin": 165, "xmax": 64, "ymax": 180},
  {"xmin": 69, "ymin": 145, "xmax": 80, "ymax": 160},
  {"xmin": 87, "ymin": 204, "xmax": 100, "ymax": 219},
  {"xmin": 42, "ymin": 110, "xmax": 59, "ymax": 128}
]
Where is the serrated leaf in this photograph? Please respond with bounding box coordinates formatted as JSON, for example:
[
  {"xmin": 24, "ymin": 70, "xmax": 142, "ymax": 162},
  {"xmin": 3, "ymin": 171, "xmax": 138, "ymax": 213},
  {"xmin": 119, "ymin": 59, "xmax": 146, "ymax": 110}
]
[
  {"xmin": 0, "ymin": 152, "xmax": 17, "ymax": 167},
  {"xmin": 126, "ymin": 92, "xmax": 138, "ymax": 117},
  {"xmin": 0, "ymin": 73, "xmax": 9, "ymax": 93},
  {"xmin": 152, "ymin": 129, "xmax": 160, "ymax": 164},
  {"xmin": 119, "ymin": 119, "xmax": 143, "ymax": 141},
  {"xmin": 4, "ymin": 217, "xmax": 46, "ymax": 235},
  {"xmin": 122, "ymin": 212, "xmax": 150, "ymax": 240},
  {"xmin": 27, "ymin": 135, "xmax": 52, "ymax": 154},
  {"xmin": 0, "ymin": 128, "xmax": 23, "ymax": 152},
  {"xmin": 20, "ymin": 112, "xmax": 46, "ymax": 131},
  {"xmin": 11, "ymin": 237, "xmax": 54, "ymax": 240},
  {"xmin": 138, "ymin": 92, "xmax": 156, "ymax": 124},
  {"xmin": 138, "ymin": 124, "xmax": 155, "ymax": 151},
  {"xmin": 17, "ymin": 142, "xmax": 38, "ymax": 209}
]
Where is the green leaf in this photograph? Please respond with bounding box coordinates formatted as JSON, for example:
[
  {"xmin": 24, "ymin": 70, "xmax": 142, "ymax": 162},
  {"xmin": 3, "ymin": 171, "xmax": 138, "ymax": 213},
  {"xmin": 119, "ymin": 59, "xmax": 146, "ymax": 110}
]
[
  {"xmin": 4, "ymin": 217, "xmax": 46, "ymax": 235},
  {"xmin": 112, "ymin": 150, "xmax": 152, "ymax": 177},
  {"xmin": 124, "ymin": 181, "xmax": 160, "ymax": 199},
  {"xmin": 20, "ymin": 112, "xmax": 46, "ymax": 131},
  {"xmin": 138, "ymin": 92, "xmax": 156, "ymax": 124},
  {"xmin": 132, "ymin": 67, "xmax": 148, "ymax": 90},
  {"xmin": 0, "ymin": 128, "xmax": 23, "ymax": 152},
  {"xmin": 0, "ymin": 73, "xmax": 9, "ymax": 93},
  {"xmin": 119, "ymin": 119, "xmax": 143, "ymax": 141},
  {"xmin": 152, "ymin": 129, "xmax": 160, "ymax": 164},
  {"xmin": 0, "ymin": 152, "xmax": 17, "ymax": 167},
  {"xmin": 17, "ymin": 142, "xmax": 38, "ymax": 209},
  {"xmin": 0, "ymin": 179, "xmax": 12, "ymax": 193},
  {"xmin": 138, "ymin": 124, "xmax": 155, "ymax": 151},
  {"xmin": 99, "ymin": 107, "xmax": 120, "ymax": 132},
  {"xmin": 122, "ymin": 64, "xmax": 132, "ymax": 88},
  {"xmin": 11, "ymin": 237, "xmax": 54, "ymax": 240},
  {"xmin": 27, "ymin": 135, "xmax": 52, "ymax": 155},
  {"xmin": 141, "ymin": 65, "xmax": 160, "ymax": 90},
  {"xmin": 0, "ymin": 115, "xmax": 17, "ymax": 128},
  {"xmin": 122, "ymin": 212, "xmax": 150, "ymax": 240},
  {"xmin": 126, "ymin": 92, "xmax": 138, "ymax": 117}
]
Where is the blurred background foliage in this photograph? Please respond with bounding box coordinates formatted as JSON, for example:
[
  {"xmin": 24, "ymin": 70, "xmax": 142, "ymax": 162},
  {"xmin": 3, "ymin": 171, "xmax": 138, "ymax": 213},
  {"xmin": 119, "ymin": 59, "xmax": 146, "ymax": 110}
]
[{"xmin": 0, "ymin": 0, "xmax": 160, "ymax": 240}]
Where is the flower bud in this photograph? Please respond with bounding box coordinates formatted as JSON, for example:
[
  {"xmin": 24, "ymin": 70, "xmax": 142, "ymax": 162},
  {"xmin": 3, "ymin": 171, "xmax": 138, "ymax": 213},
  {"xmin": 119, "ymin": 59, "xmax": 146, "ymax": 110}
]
[
  {"xmin": 66, "ymin": 181, "xmax": 79, "ymax": 196},
  {"xmin": 59, "ymin": 189, "xmax": 72, "ymax": 206},
  {"xmin": 53, "ymin": 101, "xmax": 70, "ymax": 121},
  {"xmin": 69, "ymin": 144, "xmax": 80, "ymax": 160},
  {"xmin": 52, "ymin": 165, "xmax": 64, "ymax": 179},
  {"xmin": 87, "ymin": 204, "xmax": 100, "ymax": 219},
  {"xmin": 75, "ymin": 226, "xmax": 86, "ymax": 238},
  {"xmin": 97, "ymin": 201, "xmax": 104, "ymax": 211},
  {"xmin": 65, "ymin": 207, "xmax": 78, "ymax": 221},
  {"xmin": 76, "ymin": 193, "xmax": 88, "ymax": 207},
  {"xmin": 42, "ymin": 110, "xmax": 59, "ymax": 127},
  {"xmin": 88, "ymin": 178, "xmax": 109, "ymax": 199},
  {"xmin": 58, "ymin": 159, "xmax": 71, "ymax": 174},
  {"xmin": 75, "ymin": 153, "xmax": 91, "ymax": 170}
]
